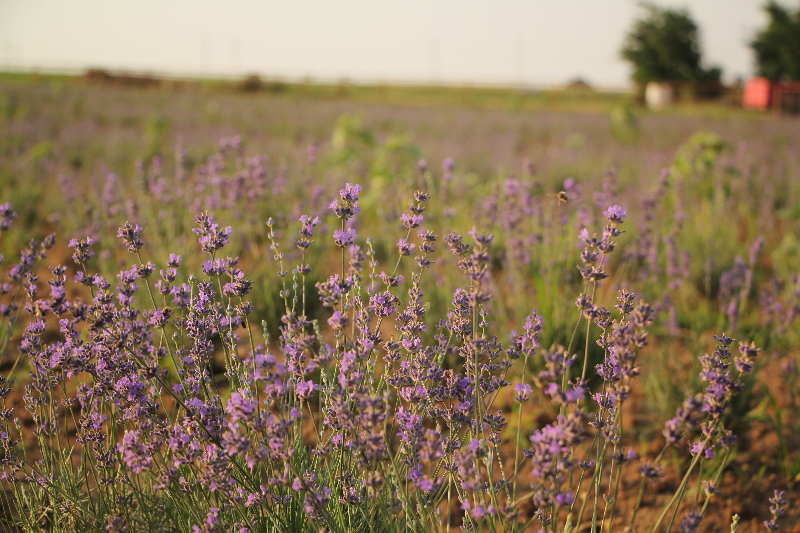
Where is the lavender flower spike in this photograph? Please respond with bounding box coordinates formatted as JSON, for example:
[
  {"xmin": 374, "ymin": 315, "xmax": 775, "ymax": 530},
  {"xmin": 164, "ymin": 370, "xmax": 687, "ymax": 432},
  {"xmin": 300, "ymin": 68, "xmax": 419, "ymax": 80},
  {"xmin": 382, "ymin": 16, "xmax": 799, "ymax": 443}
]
[
  {"xmin": 0, "ymin": 202, "xmax": 17, "ymax": 231},
  {"xmin": 603, "ymin": 205, "xmax": 627, "ymax": 224},
  {"xmin": 333, "ymin": 228, "xmax": 357, "ymax": 248},
  {"xmin": 329, "ymin": 183, "xmax": 362, "ymax": 220},
  {"xmin": 68, "ymin": 237, "xmax": 95, "ymax": 265},
  {"xmin": 117, "ymin": 222, "xmax": 144, "ymax": 252},
  {"xmin": 193, "ymin": 212, "xmax": 233, "ymax": 253}
]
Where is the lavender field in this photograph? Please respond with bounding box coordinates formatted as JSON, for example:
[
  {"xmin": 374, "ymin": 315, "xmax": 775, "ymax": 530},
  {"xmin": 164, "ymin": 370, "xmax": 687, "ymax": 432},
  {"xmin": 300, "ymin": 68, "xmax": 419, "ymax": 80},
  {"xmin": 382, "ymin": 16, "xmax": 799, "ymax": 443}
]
[{"xmin": 0, "ymin": 74, "xmax": 798, "ymax": 532}]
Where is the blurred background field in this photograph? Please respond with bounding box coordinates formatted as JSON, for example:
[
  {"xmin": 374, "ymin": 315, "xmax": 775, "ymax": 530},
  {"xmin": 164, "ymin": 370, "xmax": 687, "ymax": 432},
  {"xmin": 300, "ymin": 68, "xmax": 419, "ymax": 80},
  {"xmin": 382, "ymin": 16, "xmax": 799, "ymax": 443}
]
[{"xmin": 1, "ymin": 70, "xmax": 800, "ymax": 528}]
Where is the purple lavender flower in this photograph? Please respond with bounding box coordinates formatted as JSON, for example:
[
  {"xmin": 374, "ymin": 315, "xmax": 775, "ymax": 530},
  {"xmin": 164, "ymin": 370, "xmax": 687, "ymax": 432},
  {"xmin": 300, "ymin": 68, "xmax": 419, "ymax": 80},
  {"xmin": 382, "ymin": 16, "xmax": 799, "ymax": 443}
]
[
  {"xmin": 149, "ymin": 309, "xmax": 171, "ymax": 328},
  {"xmin": 396, "ymin": 238, "xmax": 415, "ymax": 256},
  {"xmin": 468, "ymin": 226, "xmax": 493, "ymax": 245},
  {"xmin": 603, "ymin": 205, "xmax": 627, "ymax": 224},
  {"xmin": 296, "ymin": 215, "xmax": 320, "ymax": 250},
  {"xmin": 295, "ymin": 380, "xmax": 318, "ymax": 399},
  {"xmin": 577, "ymin": 207, "xmax": 625, "ymax": 282},
  {"xmin": 639, "ymin": 462, "xmax": 664, "ymax": 480},
  {"xmin": 400, "ymin": 213, "xmax": 423, "ymax": 229},
  {"xmin": 348, "ymin": 245, "xmax": 365, "ymax": 275},
  {"xmin": 514, "ymin": 384, "xmax": 532, "ymax": 402},
  {"xmin": 226, "ymin": 392, "xmax": 257, "ymax": 424},
  {"xmin": 764, "ymin": 490, "xmax": 787, "ymax": 531},
  {"xmin": 333, "ymin": 228, "xmax": 357, "ymax": 248},
  {"xmin": 106, "ymin": 516, "xmax": 128, "ymax": 533},
  {"xmin": 442, "ymin": 157, "xmax": 455, "ymax": 182},
  {"xmin": 554, "ymin": 492, "xmax": 574, "ymax": 506},
  {"xmin": 193, "ymin": 212, "xmax": 232, "ymax": 253},
  {"xmin": 329, "ymin": 183, "xmax": 362, "ymax": 220},
  {"xmin": 327, "ymin": 310, "xmax": 347, "ymax": 330},
  {"xmin": 171, "ymin": 283, "xmax": 191, "ymax": 308},
  {"xmin": 117, "ymin": 222, "xmax": 144, "ymax": 252},
  {"xmin": 68, "ymin": 237, "xmax": 95, "ymax": 265},
  {"xmin": 0, "ymin": 203, "xmax": 17, "ymax": 231},
  {"xmin": 370, "ymin": 290, "xmax": 399, "ymax": 317},
  {"xmin": 339, "ymin": 182, "xmax": 361, "ymax": 202},
  {"xmin": 663, "ymin": 394, "xmax": 703, "ymax": 446},
  {"xmin": 749, "ymin": 235, "xmax": 765, "ymax": 266},
  {"xmin": 679, "ymin": 510, "xmax": 703, "ymax": 533},
  {"xmin": 379, "ymin": 271, "xmax": 404, "ymax": 287},
  {"xmin": 526, "ymin": 413, "xmax": 586, "ymax": 499},
  {"xmin": 206, "ymin": 508, "xmax": 220, "ymax": 529},
  {"xmin": 117, "ymin": 431, "xmax": 153, "ymax": 473}
]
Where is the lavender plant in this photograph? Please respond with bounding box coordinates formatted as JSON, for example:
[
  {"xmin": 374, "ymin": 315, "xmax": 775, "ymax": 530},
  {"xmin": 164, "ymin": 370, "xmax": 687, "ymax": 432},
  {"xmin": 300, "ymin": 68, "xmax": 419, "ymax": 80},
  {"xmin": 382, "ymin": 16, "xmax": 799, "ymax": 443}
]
[{"xmin": 0, "ymin": 171, "xmax": 781, "ymax": 533}]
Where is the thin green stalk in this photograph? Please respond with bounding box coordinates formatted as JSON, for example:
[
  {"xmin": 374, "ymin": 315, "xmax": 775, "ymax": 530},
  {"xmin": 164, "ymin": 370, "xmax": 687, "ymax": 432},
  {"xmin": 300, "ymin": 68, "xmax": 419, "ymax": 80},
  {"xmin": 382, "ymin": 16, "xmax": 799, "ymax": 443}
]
[
  {"xmin": 649, "ymin": 435, "xmax": 712, "ymax": 533},
  {"xmin": 664, "ymin": 471, "xmax": 690, "ymax": 533},
  {"xmin": 511, "ymin": 351, "xmax": 530, "ymax": 505},
  {"xmin": 575, "ymin": 434, "xmax": 609, "ymax": 532},
  {"xmin": 626, "ymin": 445, "xmax": 668, "ymax": 531},
  {"xmin": 699, "ymin": 447, "xmax": 731, "ymax": 516},
  {"xmin": 694, "ymin": 457, "xmax": 705, "ymax": 508},
  {"xmin": 568, "ymin": 429, "xmax": 601, "ymax": 514},
  {"xmin": 604, "ymin": 409, "xmax": 624, "ymax": 532},
  {"xmin": 580, "ymin": 282, "xmax": 597, "ymax": 383}
]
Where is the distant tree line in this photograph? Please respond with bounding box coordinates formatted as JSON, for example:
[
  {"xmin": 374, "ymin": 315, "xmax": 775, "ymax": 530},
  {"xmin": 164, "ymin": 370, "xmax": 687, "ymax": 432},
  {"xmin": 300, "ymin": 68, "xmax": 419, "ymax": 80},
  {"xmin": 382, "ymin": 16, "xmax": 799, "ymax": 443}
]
[
  {"xmin": 621, "ymin": 1, "xmax": 800, "ymax": 86},
  {"xmin": 751, "ymin": 1, "xmax": 800, "ymax": 81}
]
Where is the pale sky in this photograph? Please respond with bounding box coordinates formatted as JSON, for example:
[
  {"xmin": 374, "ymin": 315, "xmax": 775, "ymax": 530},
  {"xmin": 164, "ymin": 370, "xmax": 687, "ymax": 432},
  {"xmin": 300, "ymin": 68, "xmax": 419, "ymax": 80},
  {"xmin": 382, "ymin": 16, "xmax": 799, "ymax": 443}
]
[{"xmin": 0, "ymin": 0, "xmax": 779, "ymax": 88}]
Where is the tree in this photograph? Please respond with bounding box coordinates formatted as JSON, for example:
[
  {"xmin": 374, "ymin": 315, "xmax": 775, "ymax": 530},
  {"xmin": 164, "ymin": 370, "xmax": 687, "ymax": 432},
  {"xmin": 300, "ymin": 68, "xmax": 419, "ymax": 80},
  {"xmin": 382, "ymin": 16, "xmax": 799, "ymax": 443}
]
[
  {"xmin": 751, "ymin": 1, "xmax": 800, "ymax": 80},
  {"xmin": 620, "ymin": 4, "xmax": 722, "ymax": 85}
]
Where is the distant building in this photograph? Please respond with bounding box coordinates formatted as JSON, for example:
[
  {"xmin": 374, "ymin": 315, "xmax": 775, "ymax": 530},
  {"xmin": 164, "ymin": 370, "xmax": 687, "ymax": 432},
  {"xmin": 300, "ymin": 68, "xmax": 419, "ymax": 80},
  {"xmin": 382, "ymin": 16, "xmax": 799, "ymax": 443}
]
[
  {"xmin": 645, "ymin": 82, "xmax": 674, "ymax": 109},
  {"xmin": 565, "ymin": 78, "xmax": 593, "ymax": 91},
  {"xmin": 743, "ymin": 77, "xmax": 800, "ymax": 115},
  {"xmin": 742, "ymin": 77, "xmax": 772, "ymax": 111}
]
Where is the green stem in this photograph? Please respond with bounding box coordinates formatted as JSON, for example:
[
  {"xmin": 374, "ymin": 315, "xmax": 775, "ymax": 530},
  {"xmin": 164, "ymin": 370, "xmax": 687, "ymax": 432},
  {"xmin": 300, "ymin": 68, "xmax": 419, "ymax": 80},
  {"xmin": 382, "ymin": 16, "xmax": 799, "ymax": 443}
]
[
  {"xmin": 649, "ymin": 435, "xmax": 713, "ymax": 533},
  {"xmin": 511, "ymin": 352, "xmax": 530, "ymax": 505},
  {"xmin": 699, "ymin": 447, "xmax": 732, "ymax": 516}
]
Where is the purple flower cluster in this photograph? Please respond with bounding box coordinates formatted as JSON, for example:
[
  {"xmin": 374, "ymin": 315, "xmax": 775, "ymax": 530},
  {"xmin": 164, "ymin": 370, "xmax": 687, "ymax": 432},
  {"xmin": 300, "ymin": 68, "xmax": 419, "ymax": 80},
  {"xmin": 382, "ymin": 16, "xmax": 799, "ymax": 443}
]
[
  {"xmin": 764, "ymin": 490, "xmax": 787, "ymax": 531},
  {"xmin": 0, "ymin": 202, "xmax": 17, "ymax": 232},
  {"xmin": 332, "ymin": 228, "xmax": 356, "ymax": 248},
  {"xmin": 329, "ymin": 182, "xmax": 361, "ymax": 220},
  {"xmin": 0, "ymin": 167, "xmax": 784, "ymax": 533},
  {"xmin": 117, "ymin": 222, "xmax": 144, "ymax": 252},
  {"xmin": 577, "ymin": 204, "xmax": 626, "ymax": 282},
  {"xmin": 68, "ymin": 236, "xmax": 95, "ymax": 265},
  {"xmin": 295, "ymin": 214, "xmax": 320, "ymax": 250},
  {"xmin": 193, "ymin": 212, "xmax": 233, "ymax": 254}
]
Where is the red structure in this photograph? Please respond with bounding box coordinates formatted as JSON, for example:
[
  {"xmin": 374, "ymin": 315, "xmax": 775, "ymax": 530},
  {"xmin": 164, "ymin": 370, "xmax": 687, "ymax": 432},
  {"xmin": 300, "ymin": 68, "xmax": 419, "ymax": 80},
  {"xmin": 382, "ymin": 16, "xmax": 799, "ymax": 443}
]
[
  {"xmin": 743, "ymin": 77, "xmax": 800, "ymax": 115},
  {"xmin": 772, "ymin": 82, "xmax": 800, "ymax": 115},
  {"xmin": 742, "ymin": 77, "xmax": 772, "ymax": 110}
]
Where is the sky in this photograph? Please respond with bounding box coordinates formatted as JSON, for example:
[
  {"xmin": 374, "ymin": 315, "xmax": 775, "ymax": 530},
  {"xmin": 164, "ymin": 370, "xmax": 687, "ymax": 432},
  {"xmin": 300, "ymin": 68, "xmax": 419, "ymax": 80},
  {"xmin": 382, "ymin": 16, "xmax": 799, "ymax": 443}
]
[{"xmin": 0, "ymin": 0, "xmax": 779, "ymax": 89}]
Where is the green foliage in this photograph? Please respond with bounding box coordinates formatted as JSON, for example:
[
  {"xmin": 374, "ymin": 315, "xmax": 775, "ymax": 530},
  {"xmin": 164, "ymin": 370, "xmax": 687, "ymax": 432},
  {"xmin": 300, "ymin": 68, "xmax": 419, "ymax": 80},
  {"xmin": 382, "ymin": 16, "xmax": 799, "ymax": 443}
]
[
  {"xmin": 329, "ymin": 114, "xmax": 374, "ymax": 164},
  {"xmin": 144, "ymin": 115, "xmax": 170, "ymax": 159},
  {"xmin": 0, "ymin": 92, "xmax": 13, "ymax": 123},
  {"xmin": 620, "ymin": 4, "xmax": 722, "ymax": 84},
  {"xmin": 751, "ymin": 1, "xmax": 800, "ymax": 80},
  {"xmin": 609, "ymin": 103, "xmax": 639, "ymax": 144},
  {"xmin": 671, "ymin": 131, "xmax": 727, "ymax": 187},
  {"xmin": 28, "ymin": 141, "xmax": 54, "ymax": 166},
  {"xmin": 771, "ymin": 232, "xmax": 800, "ymax": 279},
  {"xmin": 370, "ymin": 134, "xmax": 422, "ymax": 184}
]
